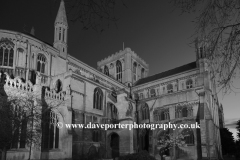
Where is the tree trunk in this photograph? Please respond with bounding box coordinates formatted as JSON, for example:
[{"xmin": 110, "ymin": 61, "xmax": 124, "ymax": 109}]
[
  {"xmin": 159, "ymin": 147, "xmax": 166, "ymax": 160},
  {"xmin": 1, "ymin": 147, "xmax": 7, "ymax": 160}
]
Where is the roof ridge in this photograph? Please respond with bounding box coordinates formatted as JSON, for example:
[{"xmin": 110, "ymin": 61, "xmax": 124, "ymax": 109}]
[{"xmin": 134, "ymin": 61, "xmax": 197, "ymax": 86}]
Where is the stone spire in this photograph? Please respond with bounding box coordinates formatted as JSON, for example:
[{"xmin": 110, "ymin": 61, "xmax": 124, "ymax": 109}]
[
  {"xmin": 54, "ymin": 0, "xmax": 68, "ymax": 58},
  {"xmin": 55, "ymin": 0, "xmax": 68, "ymax": 27}
]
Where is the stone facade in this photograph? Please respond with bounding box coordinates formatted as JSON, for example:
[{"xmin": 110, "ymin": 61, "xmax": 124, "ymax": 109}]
[{"xmin": 0, "ymin": 0, "xmax": 223, "ymax": 160}]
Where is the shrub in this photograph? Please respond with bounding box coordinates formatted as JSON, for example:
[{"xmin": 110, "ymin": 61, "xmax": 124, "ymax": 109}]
[{"xmin": 118, "ymin": 150, "xmax": 156, "ymax": 160}]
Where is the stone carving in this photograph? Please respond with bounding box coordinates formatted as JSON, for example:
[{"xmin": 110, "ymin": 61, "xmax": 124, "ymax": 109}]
[
  {"xmin": 41, "ymin": 43, "xmax": 47, "ymax": 51},
  {"xmin": 126, "ymin": 102, "xmax": 133, "ymax": 117},
  {"xmin": 110, "ymin": 63, "xmax": 114, "ymax": 69},
  {"xmin": 15, "ymin": 33, "xmax": 23, "ymax": 40},
  {"xmin": 36, "ymin": 71, "xmax": 42, "ymax": 85},
  {"xmin": 66, "ymin": 85, "xmax": 71, "ymax": 95}
]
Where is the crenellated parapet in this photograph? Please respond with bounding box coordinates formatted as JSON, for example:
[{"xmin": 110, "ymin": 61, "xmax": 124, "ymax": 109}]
[
  {"xmin": 129, "ymin": 48, "xmax": 148, "ymax": 68},
  {"xmin": 97, "ymin": 47, "xmax": 148, "ymax": 68},
  {"xmin": 4, "ymin": 73, "xmax": 34, "ymax": 92},
  {"xmin": 97, "ymin": 49, "xmax": 126, "ymax": 67}
]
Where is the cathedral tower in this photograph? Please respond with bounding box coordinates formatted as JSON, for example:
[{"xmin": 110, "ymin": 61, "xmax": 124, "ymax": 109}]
[
  {"xmin": 97, "ymin": 48, "xmax": 149, "ymax": 86},
  {"xmin": 195, "ymin": 37, "xmax": 210, "ymax": 73},
  {"xmin": 54, "ymin": 0, "xmax": 68, "ymax": 59}
]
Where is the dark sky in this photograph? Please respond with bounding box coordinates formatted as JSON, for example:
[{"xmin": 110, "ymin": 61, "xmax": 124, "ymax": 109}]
[
  {"xmin": 1, "ymin": 0, "xmax": 239, "ymax": 138},
  {"xmin": 0, "ymin": 0, "xmax": 196, "ymax": 76}
]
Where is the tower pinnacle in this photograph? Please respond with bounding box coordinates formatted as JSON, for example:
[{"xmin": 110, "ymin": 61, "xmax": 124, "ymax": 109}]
[
  {"xmin": 55, "ymin": 0, "xmax": 68, "ymax": 27},
  {"xmin": 54, "ymin": 0, "xmax": 68, "ymax": 58}
]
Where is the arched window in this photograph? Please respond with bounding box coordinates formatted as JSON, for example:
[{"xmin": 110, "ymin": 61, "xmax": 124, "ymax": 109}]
[
  {"xmin": 116, "ymin": 60, "xmax": 122, "ymax": 82},
  {"xmin": 37, "ymin": 54, "xmax": 47, "ymax": 74},
  {"xmin": 107, "ymin": 103, "xmax": 118, "ymax": 124},
  {"xmin": 176, "ymin": 106, "xmax": 192, "ymax": 118},
  {"xmin": 182, "ymin": 107, "xmax": 188, "ymax": 117},
  {"xmin": 55, "ymin": 79, "xmax": 62, "ymax": 93},
  {"xmin": 160, "ymin": 111, "xmax": 165, "ymax": 120},
  {"xmin": 133, "ymin": 62, "xmax": 137, "ymax": 81},
  {"xmin": 153, "ymin": 110, "xmax": 158, "ymax": 121},
  {"xmin": 186, "ymin": 79, "xmax": 193, "ymax": 89},
  {"xmin": 63, "ymin": 28, "xmax": 65, "ymax": 42},
  {"xmin": 0, "ymin": 38, "xmax": 14, "ymax": 67},
  {"xmin": 59, "ymin": 27, "xmax": 61, "ymax": 40},
  {"xmin": 43, "ymin": 110, "xmax": 59, "ymax": 149},
  {"xmin": 167, "ymin": 84, "xmax": 173, "ymax": 93},
  {"xmin": 182, "ymin": 129, "xmax": 194, "ymax": 145},
  {"xmin": 93, "ymin": 87, "xmax": 103, "ymax": 110},
  {"xmin": 142, "ymin": 103, "xmax": 149, "ymax": 120},
  {"xmin": 17, "ymin": 48, "xmax": 25, "ymax": 67},
  {"xmin": 93, "ymin": 130, "xmax": 101, "ymax": 142},
  {"xmin": 141, "ymin": 68, "xmax": 145, "ymax": 78},
  {"xmin": 150, "ymin": 88, "xmax": 156, "ymax": 97},
  {"xmin": 104, "ymin": 65, "xmax": 109, "ymax": 76}
]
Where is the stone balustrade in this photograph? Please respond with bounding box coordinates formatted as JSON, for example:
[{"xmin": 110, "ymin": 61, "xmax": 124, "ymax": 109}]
[
  {"xmin": 45, "ymin": 88, "xmax": 66, "ymax": 101},
  {"xmin": 5, "ymin": 74, "xmax": 34, "ymax": 92}
]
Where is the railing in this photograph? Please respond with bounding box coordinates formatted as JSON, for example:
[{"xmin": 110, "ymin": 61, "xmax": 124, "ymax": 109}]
[
  {"xmin": 15, "ymin": 67, "xmax": 26, "ymax": 79},
  {"xmin": 5, "ymin": 76, "xmax": 34, "ymax": 92},
  {"xmin": 45, "ymin": 88, "xmax": 66, "ymax": 101}
]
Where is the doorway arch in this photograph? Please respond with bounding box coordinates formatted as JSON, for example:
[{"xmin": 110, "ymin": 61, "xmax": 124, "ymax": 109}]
[{"xmin": 110, "ymin": 133, "xmax": 119, "ymax": 158}]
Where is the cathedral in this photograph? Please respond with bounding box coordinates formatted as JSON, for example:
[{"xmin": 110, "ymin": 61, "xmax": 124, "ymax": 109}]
[{"xmin": 0, "ymin": 0, "xmax": 224, "ymax": 160}]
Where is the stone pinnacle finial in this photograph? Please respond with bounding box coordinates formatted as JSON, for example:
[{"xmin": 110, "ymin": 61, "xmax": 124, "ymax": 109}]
[{"xmin": 55, "ymin": 0, "xmax": 68, "ymax": 26}]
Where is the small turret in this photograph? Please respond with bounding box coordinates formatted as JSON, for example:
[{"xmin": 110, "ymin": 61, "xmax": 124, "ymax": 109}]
[{"xmin": 54, "ymin": 0, "xmax": 68, "ymax": 59}]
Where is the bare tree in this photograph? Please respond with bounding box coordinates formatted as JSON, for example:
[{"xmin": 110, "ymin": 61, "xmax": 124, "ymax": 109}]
[
  {"xmin": 0, "ymin": 75, "xmax": 65, "ymax": 160},
  {"xmin": 64, "ymin": 0, "xmax": 127, "ymax": 32},
  {"xmin": 171, "ymin": 0, "xmax": 240, "ymax": 94}
]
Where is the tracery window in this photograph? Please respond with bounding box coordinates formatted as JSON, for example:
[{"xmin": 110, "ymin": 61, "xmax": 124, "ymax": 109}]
[
  {"xmin": 182, "ymin": 107, "xmax": 188, "ymax": 117},
  {"xmin": 141, "ymin": 103, "xmax": 149, "ymax": 120},
  {"xmin": 182, "ymin": 129, "xmax": 194, "ymax": 145},
  {"xmin": 167, "ymin": 84, "xmax": 173, "ymax": 93},
  {"xmin": 116, "ymin": 60, "xmax": 122, "ymax": 82},
  {"xmin": 92, "ymin": 130, "xmax": 101, "ymax": 142},
  {"xmin": 107, "ymin": 102, "xmax": 118, "ymax": 123},
  {"xmin": 133, "ymin": 62, "xmax": 137, "ymax": 81},
  {"xmin": 186, "ymin": 79, "xmax": 193, "ymax": 89},
  {"xmin": 175, "ymin": 106, "xmax": 193, "ymax": 118},
  {"xmin": 93, "ymin": 87, "xmax": 103, "ymax": 110},
  {"xmin": 43, "ymin": 110, "xmax": 59, "ymax": 149},
  {"xmin": 37, "ymin": 54, "xmax": 47, "ymax": 74},
  {"xmin": 104, "ymin": 65, "xmax": 109, "ymax": 76},
  {"xmin": 0, "ymin": 38, "xmax": 14, "ymax": 67},
  {"xmin": 17, "ymin": 48, "xmax": 25, "ymax": 67},
  {"xmin": 153, "ymin": 109, "xmax": 169, "ymax": 121}
]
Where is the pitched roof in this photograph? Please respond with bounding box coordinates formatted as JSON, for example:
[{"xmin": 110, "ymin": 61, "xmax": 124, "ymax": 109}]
[
  {"xmin": 55, "ymin": 0, "xmax": 68, "ymax": 26},
  {"xmin": 134, "ymin": 62, "xmax": 197, "ymax": 86}
]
